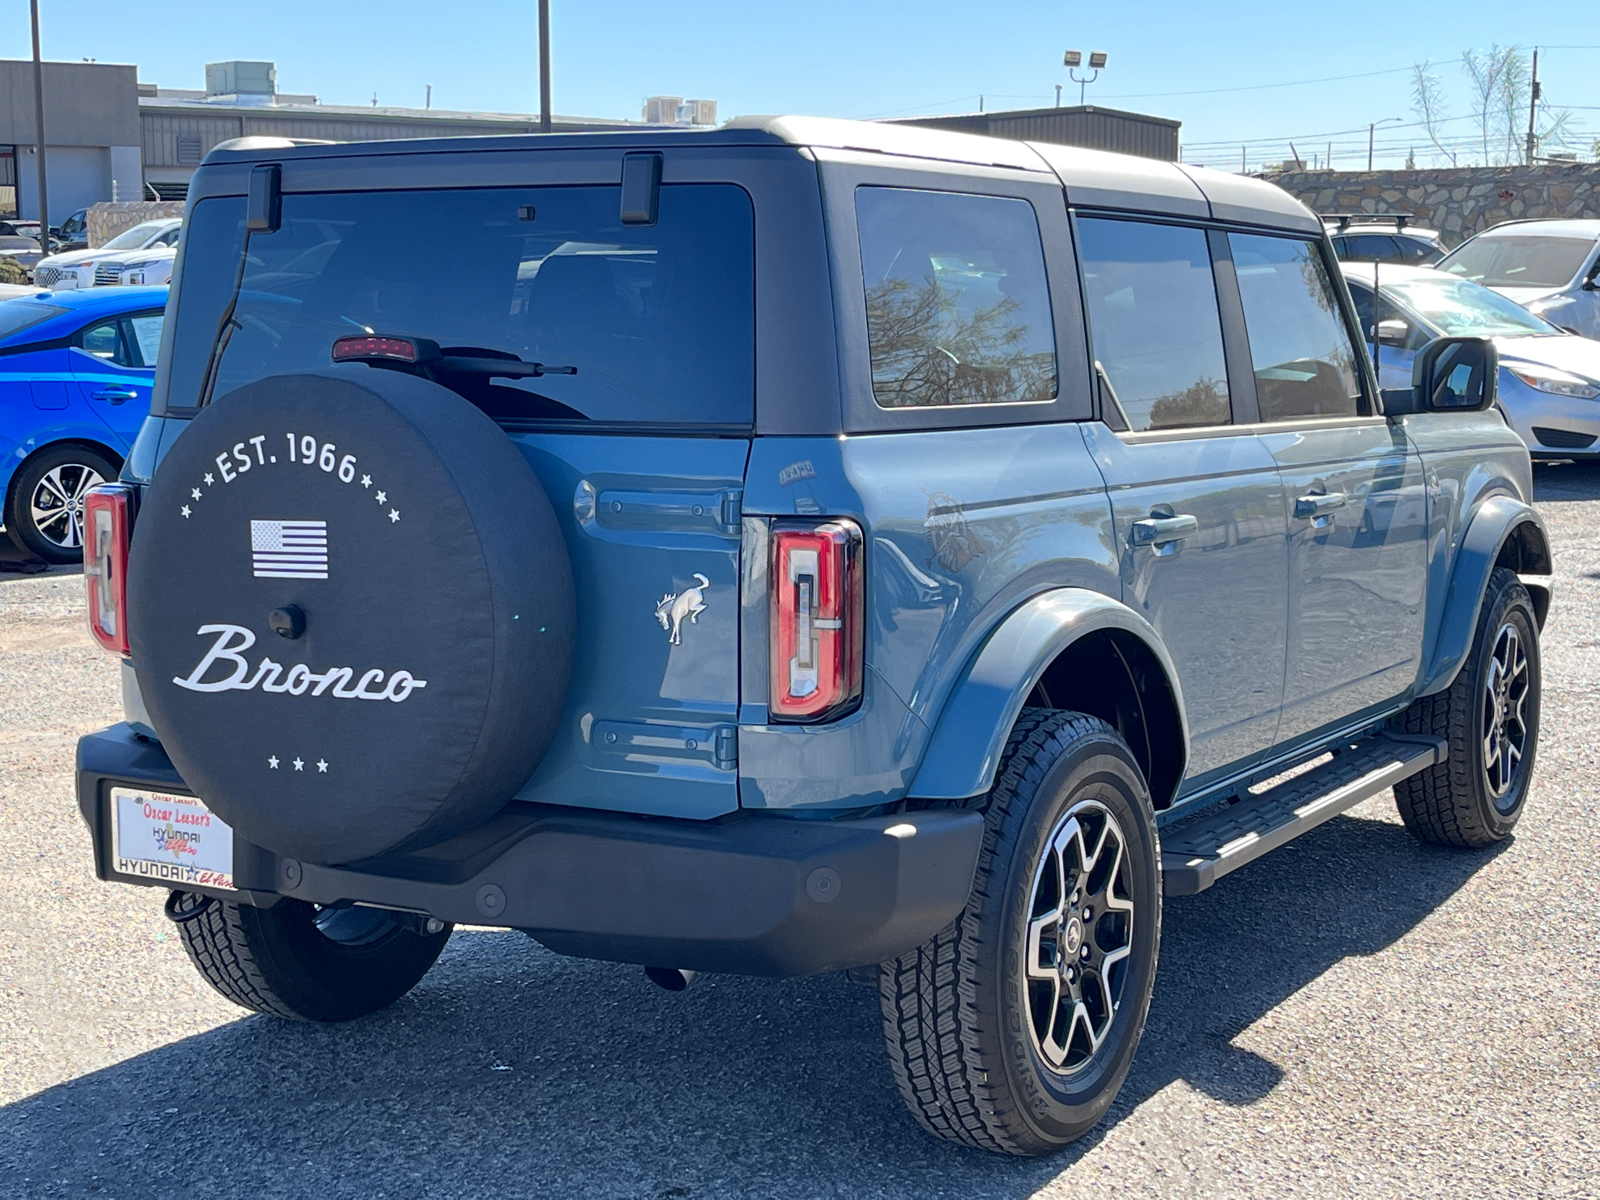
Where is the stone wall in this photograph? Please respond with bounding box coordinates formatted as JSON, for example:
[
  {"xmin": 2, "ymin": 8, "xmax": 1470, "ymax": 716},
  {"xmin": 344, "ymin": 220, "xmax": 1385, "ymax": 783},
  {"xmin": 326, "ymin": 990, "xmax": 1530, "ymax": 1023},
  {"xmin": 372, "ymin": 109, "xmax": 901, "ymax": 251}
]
[
  {"xmin": 1262, "ymin": 163, "xmax": 1600, "ymax": 247},
  {"xmin": 86, "ymin": 201, "xmax": 186, "ymax": 247}
]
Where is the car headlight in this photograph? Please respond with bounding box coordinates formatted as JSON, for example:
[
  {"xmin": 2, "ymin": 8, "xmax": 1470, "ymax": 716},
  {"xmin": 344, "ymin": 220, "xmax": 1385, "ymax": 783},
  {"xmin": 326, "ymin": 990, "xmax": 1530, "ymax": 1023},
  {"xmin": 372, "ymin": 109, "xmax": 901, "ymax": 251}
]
[{"xmin": 1506, "ymin": 364, "xmax": 1600, "ymax": 399}]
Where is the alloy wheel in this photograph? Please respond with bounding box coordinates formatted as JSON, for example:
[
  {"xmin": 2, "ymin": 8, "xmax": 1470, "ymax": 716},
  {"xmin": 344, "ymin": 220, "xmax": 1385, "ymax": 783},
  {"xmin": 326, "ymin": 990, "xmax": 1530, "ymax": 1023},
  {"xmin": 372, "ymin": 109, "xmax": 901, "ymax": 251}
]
[
  {"xmin": 1481, "ymin": 621, "xmax": 1531, "ymax": 806},
  {"xmin": 29, "ymin": 462, "xmax": 105, "ymax": 550},
  {"xmin": 1023, "ymin": 798, "xmax": 1135, "ymax": 1076}
]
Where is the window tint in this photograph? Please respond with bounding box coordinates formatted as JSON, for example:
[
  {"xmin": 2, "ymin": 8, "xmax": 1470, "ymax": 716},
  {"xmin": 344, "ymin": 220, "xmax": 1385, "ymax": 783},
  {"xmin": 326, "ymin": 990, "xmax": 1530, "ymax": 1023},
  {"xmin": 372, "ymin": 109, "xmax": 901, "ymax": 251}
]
[
  {"xmin": 856, "ymin": 187, "xmax": 1056, "ymax": 409},
  {"xmin": 171, "ymin": 186, "xmax": 755, "ymax": 425},
  {"xmin": 0, "ymin": 299, "xmax": 66, "ymax": 341},
  {"xmin": 1344, "ymin": 234, "xmax": 1401, "ymax": 261},
  {"xmin": 1228, "ymin": 234, "xmax": 1363, "ymax": 422},
  {"xmin": 1076, "ymin": 217, "xmax": 1231, "ymax": 431},
  {"xmin": 78, "ymin": 319, "xmax": 134, "ymax": 367},
  {"xmin": 128, "ymin": 313, "xmax": 164, "ymax": 367}
]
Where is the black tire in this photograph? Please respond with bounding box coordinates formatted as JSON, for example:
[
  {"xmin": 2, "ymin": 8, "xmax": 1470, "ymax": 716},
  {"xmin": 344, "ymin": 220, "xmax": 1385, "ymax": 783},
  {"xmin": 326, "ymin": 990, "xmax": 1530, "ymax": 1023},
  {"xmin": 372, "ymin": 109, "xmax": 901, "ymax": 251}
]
[
  {"xmin": 1392, "ymin": 567, "xmax": 1540, "ymax": 848},
  {"xmin": 879, "ymin": 710, "xmax": 1161, "ymax": 1155},
  {"xmin": 5, "ymin": 444, "xmax": 118, "ymax": 563},
  {"xmin": 173, "ymin": 893, "xmax": 451, "ymax": 1022}
]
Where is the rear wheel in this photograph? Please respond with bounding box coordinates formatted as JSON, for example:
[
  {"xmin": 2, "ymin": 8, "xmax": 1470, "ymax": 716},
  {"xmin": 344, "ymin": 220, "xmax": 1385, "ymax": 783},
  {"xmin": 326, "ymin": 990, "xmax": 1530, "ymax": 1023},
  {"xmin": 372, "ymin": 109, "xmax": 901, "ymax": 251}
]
[
  {"xmin": 1392, "ymin": 567, "xmax": 1541, "ymax": 847},
  {"xmin": 5, "ymin": 444, "xmax": 117, "ymax": 563},
  {"xmin": 171, "ymin": 892, "xmax": 451, "ymax": 1022},
  {"xmin": 878, "ymin": 710, "xmax": 1161, "ymax": 1155}
]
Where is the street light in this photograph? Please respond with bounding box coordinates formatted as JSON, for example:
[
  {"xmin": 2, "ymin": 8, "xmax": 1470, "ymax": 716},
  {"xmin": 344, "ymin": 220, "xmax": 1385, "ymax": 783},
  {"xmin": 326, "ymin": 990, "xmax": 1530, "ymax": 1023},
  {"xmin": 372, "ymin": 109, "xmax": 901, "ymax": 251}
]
[
  {"xmin": 1063, "ymin": 50, "xmax": 1108, "ymax": 105},
  {"xmin": 1368, "ymin": 117, "xmax": 1403, "ymax": 171}
]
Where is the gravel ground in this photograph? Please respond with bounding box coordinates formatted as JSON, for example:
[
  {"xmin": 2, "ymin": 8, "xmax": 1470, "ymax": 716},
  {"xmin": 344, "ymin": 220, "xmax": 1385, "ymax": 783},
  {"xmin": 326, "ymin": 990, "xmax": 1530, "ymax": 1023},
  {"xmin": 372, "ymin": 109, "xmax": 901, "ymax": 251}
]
[{"xmin": 1, "ymin": 465, "xmax": 1597, "ymax": 1199}]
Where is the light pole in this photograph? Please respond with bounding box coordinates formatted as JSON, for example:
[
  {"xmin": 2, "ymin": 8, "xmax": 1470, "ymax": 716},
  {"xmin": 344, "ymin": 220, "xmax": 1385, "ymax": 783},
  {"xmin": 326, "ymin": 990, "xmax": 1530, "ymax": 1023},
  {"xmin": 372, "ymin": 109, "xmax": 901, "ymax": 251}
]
[
  {"xmin": 29, "ymin": 0, "xmax": 48, "ymax": 235},
  {"xmin": 538, "ymin": 0, "xmax": 551, "ymax": 132},
  {"xmin": 1367, "ymin": 117, "xmax": 1402, "ymax": 171},
  {"xmin": 1063, "ymin": 50, "xmax": 1108, "ymax": 106}
]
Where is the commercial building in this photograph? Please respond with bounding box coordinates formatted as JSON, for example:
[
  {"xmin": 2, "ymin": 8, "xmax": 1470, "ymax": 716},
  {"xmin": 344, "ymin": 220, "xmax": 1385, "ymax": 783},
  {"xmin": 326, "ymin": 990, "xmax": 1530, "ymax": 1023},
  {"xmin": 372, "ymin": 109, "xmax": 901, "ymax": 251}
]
[
  {"xmin": 892, "ymin": 104, "xmax": 1182, "ymax": 162},
  {"xmin": 3, "ymin": 58, "xmax": 707, "ymax": 217},
  {"xmin": 0, "ymin": 60, "xmax": 143, "ymax": 222}
]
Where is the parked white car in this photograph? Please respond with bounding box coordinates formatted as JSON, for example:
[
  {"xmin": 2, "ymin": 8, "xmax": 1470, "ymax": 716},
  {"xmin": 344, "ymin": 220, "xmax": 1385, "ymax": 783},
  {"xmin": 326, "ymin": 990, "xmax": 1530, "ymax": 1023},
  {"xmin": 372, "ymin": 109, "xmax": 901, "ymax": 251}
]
[
  {"xmin": 110, "ymin": 246, "xmax": 177, "ymax": 287},
  {"xmin": 32, "ymin": 219, "xmax": 181, "ymax": 290}
]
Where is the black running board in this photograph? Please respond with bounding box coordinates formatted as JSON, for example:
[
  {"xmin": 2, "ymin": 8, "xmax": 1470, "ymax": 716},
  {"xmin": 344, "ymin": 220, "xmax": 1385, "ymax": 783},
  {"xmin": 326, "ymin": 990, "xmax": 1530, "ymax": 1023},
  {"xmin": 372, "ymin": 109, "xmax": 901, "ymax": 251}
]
[{"xmin": 1161, "ymin": 733, "xmax": 1447, "ymax": 897}]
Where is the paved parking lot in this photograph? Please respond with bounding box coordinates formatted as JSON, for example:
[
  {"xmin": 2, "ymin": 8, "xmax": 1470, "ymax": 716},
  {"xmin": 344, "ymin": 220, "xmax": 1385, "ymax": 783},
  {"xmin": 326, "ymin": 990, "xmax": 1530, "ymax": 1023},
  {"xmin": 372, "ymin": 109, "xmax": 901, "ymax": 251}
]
[{"xmin": 1, "ymin": 465, "xmax": 1597, "ymax": 1199}]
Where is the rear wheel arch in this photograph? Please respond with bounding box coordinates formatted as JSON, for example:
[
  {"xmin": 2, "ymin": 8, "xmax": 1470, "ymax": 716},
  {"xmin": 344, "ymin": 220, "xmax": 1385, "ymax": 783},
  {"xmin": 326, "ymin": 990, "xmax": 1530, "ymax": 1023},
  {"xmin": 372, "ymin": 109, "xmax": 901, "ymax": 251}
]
[
  {"xmin": 909, "ymin": 590, "xmax": 1189, "ymax": 809},
  {"xmin": 1026, "ymin": 629, "xmax": 1185, "ymax": 809},
  {"xmin": 4, "ymin": 437, "xmax": 125, "ymax": 507}
]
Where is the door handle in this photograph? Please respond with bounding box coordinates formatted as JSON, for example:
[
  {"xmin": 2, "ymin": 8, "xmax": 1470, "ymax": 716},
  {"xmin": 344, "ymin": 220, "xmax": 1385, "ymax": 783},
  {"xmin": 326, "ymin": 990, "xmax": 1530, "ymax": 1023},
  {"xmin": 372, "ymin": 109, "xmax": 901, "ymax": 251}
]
[
  {"xmin": 92, "ymin": 388, "xmax": 138, "ymax": 405},
  {"xmin": 1131, "ymin": 513, "xmax": 1198, "ymax": 554},
  {"xmin": 1294, "ymin": 492, "xmax": 1347, "ymax": 524}
]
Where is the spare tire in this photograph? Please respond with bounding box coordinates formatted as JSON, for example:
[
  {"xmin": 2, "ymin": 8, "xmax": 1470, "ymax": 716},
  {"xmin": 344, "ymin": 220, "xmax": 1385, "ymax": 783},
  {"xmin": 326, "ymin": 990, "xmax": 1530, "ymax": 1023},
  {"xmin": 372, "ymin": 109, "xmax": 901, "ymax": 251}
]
[{"xmin": 128, "ymin": 369, "xmax": 575, "ymax": 864}]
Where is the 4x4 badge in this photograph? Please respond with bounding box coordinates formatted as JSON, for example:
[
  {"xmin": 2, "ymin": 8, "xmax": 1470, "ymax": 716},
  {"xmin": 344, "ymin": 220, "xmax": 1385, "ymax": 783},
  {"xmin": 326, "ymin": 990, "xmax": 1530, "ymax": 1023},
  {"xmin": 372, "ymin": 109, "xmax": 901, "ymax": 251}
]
[{"xmin": 655, "ymin": 574, "xmax": 709, "ymax": 645}]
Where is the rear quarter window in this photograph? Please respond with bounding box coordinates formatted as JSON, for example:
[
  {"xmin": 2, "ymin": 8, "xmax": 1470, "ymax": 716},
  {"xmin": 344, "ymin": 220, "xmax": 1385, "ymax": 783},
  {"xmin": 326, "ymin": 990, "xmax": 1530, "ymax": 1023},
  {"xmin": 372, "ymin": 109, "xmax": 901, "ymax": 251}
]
[{"xmin": 855, "ymin": 187, "xmax": 1057, "ymax": 409}]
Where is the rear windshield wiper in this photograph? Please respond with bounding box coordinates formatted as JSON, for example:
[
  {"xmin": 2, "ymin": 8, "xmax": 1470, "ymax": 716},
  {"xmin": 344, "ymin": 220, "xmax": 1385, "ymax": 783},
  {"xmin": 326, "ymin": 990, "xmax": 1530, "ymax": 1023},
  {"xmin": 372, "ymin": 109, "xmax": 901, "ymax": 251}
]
[{"xmin": 331, "ymin": 335, "xmax": 577, "ymax": 379}]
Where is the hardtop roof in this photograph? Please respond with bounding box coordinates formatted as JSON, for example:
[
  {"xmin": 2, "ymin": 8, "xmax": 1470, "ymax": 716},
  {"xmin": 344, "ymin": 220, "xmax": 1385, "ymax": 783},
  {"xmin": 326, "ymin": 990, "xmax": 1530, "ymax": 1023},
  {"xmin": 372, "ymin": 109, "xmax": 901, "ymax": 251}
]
[{"xmin": 200, "ymin": 115, "xmax": 1320, "ymax": 234}]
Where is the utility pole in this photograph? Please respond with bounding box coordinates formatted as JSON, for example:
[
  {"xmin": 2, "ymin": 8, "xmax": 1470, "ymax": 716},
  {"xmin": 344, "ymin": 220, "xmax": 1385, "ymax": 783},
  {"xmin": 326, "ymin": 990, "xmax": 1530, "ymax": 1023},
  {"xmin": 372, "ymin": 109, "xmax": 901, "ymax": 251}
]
[
  {"xmin": 1368, "ymin": 122, "xmax": 1375, "ymax": 171},
  {"xmin": 1525, "ymin": 48, "xmax": 1540, "ymax": 165},
  {"xmin": 538, "ymin": 0, "xmax": 552, "ymax": 133},
  {"xmin": 1055, "ymin": 84, "xmax": 1062, "ymax": 108},
  {"xmin": 29, "ymin": 0, "xmax": 49, "ymax": 234}
]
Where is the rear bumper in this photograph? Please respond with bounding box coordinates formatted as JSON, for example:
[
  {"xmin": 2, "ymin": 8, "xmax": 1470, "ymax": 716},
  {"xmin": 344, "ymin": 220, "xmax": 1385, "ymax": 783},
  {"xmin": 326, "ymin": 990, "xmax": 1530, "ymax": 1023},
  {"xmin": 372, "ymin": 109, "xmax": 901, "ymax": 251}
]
[{"xmin": 77, "ymin": 723, "xmax": 983, "ymax": 977}]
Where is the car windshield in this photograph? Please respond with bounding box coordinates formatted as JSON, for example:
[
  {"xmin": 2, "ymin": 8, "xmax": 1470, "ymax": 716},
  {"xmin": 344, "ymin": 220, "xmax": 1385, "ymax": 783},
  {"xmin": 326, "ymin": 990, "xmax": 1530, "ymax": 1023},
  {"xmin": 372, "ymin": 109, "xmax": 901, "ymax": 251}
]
[
  {"xmin": 168, "ymin": 186, "xmax": 755, "ymax": 426},
  {"xmin": 1381, "ymin": 274, "xmax": 1559, "ymax": 337},
  {"xmin": 103, "ymin": 222, "xmax": 174, "ymax": 251},
  {"xmin": 1438, "ymin": 234, "xmax": 1595, "ymax": 288},
  {"xmin": 0, "ymin": 298, "xmax": 66, "ymax": 340}
]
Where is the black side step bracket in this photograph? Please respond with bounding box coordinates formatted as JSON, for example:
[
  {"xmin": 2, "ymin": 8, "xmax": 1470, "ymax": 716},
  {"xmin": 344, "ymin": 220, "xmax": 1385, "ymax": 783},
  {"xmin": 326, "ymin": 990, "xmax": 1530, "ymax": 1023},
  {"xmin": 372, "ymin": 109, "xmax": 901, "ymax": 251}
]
[{"xmin": 1161, "ymin": 732, "xmax": 1447, "ymax": 897}]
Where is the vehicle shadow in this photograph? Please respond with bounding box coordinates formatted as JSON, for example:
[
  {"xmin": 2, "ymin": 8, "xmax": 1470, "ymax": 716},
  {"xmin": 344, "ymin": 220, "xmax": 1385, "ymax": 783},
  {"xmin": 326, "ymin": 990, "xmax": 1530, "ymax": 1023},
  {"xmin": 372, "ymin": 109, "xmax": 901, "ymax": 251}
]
[
  {"xmin": 0, "ymin": 811, "xmax": 1504, "ymax": 1200},
  {"xmin": 1531, "ymin": 459, "xmax": 1600, "ymax": 503}
]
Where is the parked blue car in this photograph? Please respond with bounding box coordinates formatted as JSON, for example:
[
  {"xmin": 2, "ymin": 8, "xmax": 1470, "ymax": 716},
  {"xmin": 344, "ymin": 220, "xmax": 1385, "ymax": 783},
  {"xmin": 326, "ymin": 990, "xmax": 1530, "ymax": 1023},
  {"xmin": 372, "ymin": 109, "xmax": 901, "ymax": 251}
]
[{"xmin": 0, "ymin": 286, "xmax": 167, "ymax": 561}]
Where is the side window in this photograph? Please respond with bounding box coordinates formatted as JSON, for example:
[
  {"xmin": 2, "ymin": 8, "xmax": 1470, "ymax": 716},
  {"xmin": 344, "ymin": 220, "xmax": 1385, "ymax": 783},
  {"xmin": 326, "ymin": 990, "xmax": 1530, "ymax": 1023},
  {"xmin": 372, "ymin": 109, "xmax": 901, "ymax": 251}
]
[
  {"xmin": 856, "ymin": 187, "xmax": 1057, "ymax": 409},
  {"xmin": 158, "ymin": 227, "xmax": 181, "ymax": 247},
  {"xmin": 127, "ymin": 313, "xmax": 165, "ymax": 368},
  {"xmin": 77, "ymin": 319, "xmax": 135, "ymax": 367},
  {"xmin": 1076, "ymin": 217, "xmax": 1231, "ymax": 431},
  {"xmin": 1228, "ymin": 233, "xmax": 1365, "ymax": 422}
]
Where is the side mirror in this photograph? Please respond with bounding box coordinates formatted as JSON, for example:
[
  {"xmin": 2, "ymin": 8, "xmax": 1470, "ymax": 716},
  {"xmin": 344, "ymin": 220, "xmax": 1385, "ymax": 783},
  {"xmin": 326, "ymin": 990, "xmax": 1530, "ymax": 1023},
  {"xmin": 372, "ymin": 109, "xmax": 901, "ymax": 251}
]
[
  {"xmin": 1375, "ymin": 318, "xmax": 1410, "ymax": 348},
  {"xmin": 1387, "ymin": 336, "xmax": 1497, "ymax": 417}
]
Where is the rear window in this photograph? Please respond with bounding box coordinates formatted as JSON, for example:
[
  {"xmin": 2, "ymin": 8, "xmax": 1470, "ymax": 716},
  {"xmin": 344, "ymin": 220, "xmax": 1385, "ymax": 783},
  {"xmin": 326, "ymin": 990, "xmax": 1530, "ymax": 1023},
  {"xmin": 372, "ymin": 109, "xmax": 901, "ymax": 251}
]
[
  {"xmin": 0, "ymin": 298, "xmax": 66, "ymax": 341},
  {"xmin": 168, "ymin": 185, "xmax": 754, "ymax": 426}
]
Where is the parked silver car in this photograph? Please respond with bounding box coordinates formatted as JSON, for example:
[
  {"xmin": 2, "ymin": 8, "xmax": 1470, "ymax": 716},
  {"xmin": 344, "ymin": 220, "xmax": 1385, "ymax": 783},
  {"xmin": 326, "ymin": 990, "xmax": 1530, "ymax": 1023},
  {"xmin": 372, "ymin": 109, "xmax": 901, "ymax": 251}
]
[
  {"xmin": 1435, "ymin": 218, "xmax": 1600, "ymax": 337},
  {"xmin": 1345, "ymin": 261, "xmax": 1600, "ymax": 457}
]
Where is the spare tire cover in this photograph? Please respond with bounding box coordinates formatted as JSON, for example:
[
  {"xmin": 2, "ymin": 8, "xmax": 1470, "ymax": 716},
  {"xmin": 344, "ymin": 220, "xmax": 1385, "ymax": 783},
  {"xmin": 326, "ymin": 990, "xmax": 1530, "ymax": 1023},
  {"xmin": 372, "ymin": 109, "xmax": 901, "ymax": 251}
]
[{"xmin": 128, "ymin": 369, "xmax": 574, "ymax": 863}]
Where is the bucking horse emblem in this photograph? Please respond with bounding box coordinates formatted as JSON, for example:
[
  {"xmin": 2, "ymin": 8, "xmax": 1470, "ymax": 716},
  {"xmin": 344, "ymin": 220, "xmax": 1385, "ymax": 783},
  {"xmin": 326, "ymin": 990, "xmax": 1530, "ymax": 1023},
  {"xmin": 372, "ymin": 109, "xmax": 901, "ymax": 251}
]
[{"xmin": 655, "ymin": 574, "xmax": 710, "ymax": 645}]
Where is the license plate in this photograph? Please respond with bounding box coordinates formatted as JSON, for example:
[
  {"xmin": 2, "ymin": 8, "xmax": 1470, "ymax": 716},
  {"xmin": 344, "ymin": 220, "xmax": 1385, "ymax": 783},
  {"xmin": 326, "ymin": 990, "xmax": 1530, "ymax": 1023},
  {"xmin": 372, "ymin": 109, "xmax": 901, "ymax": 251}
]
[{"xmin": 110, "ymin": 787, "xmax": 236, "ymax": 891}]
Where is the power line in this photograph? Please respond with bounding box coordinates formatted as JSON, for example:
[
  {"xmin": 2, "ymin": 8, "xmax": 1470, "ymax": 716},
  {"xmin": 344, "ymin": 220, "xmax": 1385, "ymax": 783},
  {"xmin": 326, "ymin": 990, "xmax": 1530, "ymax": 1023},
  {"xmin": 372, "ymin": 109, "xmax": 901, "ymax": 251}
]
[{"xmin": 1095, "ymin": 64, "xmax": 1414, "ymax": 102}]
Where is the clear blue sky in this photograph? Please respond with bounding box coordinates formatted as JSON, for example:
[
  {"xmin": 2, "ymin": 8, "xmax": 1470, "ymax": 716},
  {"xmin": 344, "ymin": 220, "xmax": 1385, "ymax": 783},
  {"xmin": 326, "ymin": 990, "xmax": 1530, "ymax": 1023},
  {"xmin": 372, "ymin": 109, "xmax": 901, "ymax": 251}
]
[{"xmin": 5, "ymin": 1, "xmax": 1597, "ymax": 171}]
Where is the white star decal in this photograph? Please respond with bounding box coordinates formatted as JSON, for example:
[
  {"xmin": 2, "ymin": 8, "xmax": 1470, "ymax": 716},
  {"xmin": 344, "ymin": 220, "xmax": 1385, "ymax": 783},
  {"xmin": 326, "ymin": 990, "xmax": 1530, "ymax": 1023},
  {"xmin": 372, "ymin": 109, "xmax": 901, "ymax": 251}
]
[
  {"xmin": 388, "ymin": 509, "xmax": 400, "ymax": 523},
  {"xmin": 375, "ymin": 490, "xmax": 387, "ymax": 504},
  {"xmin": 316, "ymin": 759, "xmax": 328, "ymax": 773},
  {"xmin": 293, "ymin": 757, "xmax": 305, "ymax": 771},
  {"xmin": 180, "ymin": 505, "xmax": 191, "ymax": 519},
  {"xmin": 203, "ymin": 472, "xmax": 214, "ymax": 486},
  {"xmin": 190, "ymin": 488, "xmax": 202, "ymax": 501},
  {"xmin": 268, "ymin": 755, "xmax": 279, "ymax": 769},
  {"xmin": 361, "ymin": 475, "xmax": 372, "ymax": 488}
]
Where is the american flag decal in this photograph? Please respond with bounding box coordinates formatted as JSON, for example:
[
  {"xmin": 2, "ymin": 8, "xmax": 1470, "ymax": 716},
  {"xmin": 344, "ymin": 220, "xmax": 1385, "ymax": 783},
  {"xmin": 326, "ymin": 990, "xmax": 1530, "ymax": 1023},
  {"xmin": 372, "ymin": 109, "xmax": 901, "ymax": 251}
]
[{"xmin": 250, "ymin": 520, "xmax": 329, "ymax": 579}]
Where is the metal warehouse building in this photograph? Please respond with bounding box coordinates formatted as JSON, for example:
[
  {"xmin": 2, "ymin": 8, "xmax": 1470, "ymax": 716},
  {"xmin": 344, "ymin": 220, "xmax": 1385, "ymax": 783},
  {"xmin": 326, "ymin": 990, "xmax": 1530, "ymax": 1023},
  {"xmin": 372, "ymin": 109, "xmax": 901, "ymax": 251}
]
[{"xmin": 892, "ymin": 104, "xmax": 1182, "ymax": 162}]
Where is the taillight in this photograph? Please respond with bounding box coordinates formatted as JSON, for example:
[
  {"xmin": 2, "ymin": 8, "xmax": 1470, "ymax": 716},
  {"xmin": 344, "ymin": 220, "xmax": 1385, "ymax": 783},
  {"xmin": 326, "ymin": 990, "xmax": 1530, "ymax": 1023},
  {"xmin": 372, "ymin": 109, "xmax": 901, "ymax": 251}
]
[
  {"xmin": 770, "ymin": 520, "xmax": 864, "ymax": 723},
  {"xmin": 84, "ymin": 484, "xmax": 135, "ymax": 655}
]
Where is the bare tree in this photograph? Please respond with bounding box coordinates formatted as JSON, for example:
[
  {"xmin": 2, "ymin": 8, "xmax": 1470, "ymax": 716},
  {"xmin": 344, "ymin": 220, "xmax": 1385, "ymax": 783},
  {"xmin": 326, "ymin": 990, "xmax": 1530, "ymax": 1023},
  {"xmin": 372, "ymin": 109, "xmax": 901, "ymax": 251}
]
[
  {"xmin": 1461, "ymin": 45, "xmax": 1518, "ymax": 165},
  {"xmin": 1496, "ymin": 49, "xmax": 1530, "ymax": 163},
  {"xmin": 1410, "ymin": 61, "xmax": 1456, "ymax": 166}
]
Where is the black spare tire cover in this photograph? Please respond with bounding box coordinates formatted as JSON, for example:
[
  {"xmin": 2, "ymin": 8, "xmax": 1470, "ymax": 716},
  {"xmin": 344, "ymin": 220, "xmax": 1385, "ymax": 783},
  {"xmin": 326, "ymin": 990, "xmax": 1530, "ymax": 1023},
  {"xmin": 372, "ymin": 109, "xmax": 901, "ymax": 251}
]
[{"xmin": 128, "ymin": 369, "xmax": 575, "ymax": 863}]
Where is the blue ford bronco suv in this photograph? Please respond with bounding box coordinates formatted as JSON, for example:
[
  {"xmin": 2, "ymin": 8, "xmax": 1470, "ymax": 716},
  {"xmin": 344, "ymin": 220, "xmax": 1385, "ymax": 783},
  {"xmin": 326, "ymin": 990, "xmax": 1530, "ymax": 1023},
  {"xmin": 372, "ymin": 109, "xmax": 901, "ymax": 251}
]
[{"xmin": 75, "ymin": 118, "xmax": 1550, "ymax": 1155}]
